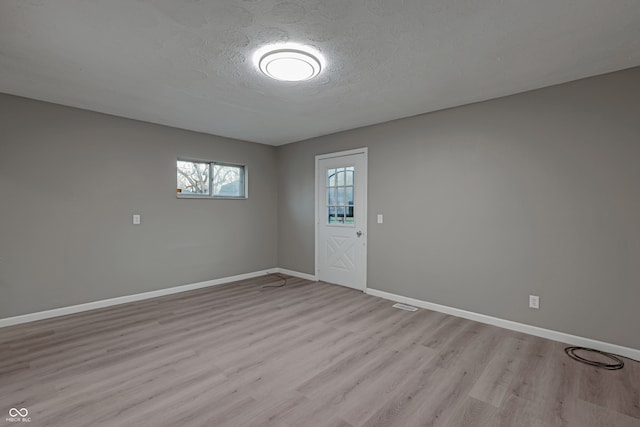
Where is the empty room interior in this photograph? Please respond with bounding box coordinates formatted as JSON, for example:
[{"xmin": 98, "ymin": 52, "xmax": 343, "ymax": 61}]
[{"xmin": 1, "ymin": 0, "xmax": 639, "ymax": 426}]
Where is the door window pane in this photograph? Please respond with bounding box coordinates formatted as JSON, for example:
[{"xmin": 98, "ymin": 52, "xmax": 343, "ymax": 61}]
[
  {"xmin": 346, "ymin": 206, "xmax": 354, "ymax": 224},
  {"xmin": 328, "ymin": 187, "xmax": 336, "ymax": 205},
  {"xmin": 335, "ymin": 206, "xmax": 345, "ymax": 224},
  {"xmin": 328, "ymin": 206, "xmax": 337, "ymax": 224},
  {"xmin": 337, "ymin": 187, "xmax": 345, "ymax": 205},
  {"xmin": 336, "ymin": 168, "xmax": 345, "ymax": 186},
  {"xmin": 346, "ymin": 167, "xmax": 354, "ymax": 185},
  {"xmin": 328, "ymin": 169, "xmax": 336, "ymax": 186}
]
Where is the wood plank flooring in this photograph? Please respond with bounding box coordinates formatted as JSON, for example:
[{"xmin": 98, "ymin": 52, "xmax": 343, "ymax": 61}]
[{"xmin": 1, "ymin": 275, "xmax": 638, "ymax": 426}]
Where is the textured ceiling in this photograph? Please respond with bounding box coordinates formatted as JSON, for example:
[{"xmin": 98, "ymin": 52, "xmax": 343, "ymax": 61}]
[{"xmin": 1, "ymin": 0, "xmax": 639, "ymax": 145}]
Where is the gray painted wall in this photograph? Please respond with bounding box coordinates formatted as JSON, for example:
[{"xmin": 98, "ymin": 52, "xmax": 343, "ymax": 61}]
[
  {"xmin": 2, "ymin": 68, "xmax": 639, "ymax": 350},
  {"xmin": 277, "ymin": 67, "xmax": 640, "ymax": 349},
  {"xmin": 0, "ymin": 94, "xmax": 278, "ymax": 318}
]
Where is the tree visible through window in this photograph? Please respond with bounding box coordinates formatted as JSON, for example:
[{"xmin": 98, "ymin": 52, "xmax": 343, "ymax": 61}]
[
  {"xmin": 177, "ymin": 159, "xmax": 246, "ymax": 198},
  {"xmin": 177, "ymin": 160, "xmax": 209, "ymax": 195},
  {"xmin": 213, "ymin": 164, "xmax": 244, "ymax": 197}
]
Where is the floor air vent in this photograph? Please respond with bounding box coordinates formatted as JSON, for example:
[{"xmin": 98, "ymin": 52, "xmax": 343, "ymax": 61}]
[{"xmin": 392, "ymin": 303, "xmax": 418, "ymax": 312}]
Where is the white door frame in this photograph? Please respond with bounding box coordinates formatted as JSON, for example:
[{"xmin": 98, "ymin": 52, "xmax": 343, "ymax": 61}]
[{"xmin": 315, "ymin": 147, "xmax": 368, "ymax": 291}]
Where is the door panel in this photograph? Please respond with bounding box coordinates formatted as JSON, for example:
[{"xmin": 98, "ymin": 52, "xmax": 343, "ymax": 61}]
[{"xmin": 317, "ymin": 151, "xmax": 367, "ymax": 290}]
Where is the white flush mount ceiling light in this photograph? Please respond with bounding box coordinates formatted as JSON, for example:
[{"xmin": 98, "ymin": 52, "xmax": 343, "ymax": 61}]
[{"xmin": 256, "ymin": 45, "xmax": 323, "ymax": 82}]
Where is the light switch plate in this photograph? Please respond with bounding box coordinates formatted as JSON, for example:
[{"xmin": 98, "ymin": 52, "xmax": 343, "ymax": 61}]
[
  {"xmin": 133, "ymin": 214, "xmax": 141, "ymax": 225},
  {"xmin": 377, "ymin": 214, "xmax": 383, "ymax": 224},
  {"xmin": 529, "ymin": 295, "xmax": 539, "ymax": 309}
]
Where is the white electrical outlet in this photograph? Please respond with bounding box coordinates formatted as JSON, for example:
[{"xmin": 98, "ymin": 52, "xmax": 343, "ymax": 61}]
[
  {"xmin": 133, "ymin": 214, "xmax": 141, "ymax": 225},
  {"xmin": 377, "ymin": 214, "xmax": 383, "ymax": 224},
  {"xmin": 529, "ymin": 295, "xmax": 540, "ymax": 309}
]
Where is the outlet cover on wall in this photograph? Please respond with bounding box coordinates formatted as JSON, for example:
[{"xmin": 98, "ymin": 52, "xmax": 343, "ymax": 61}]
[
  {"xmin": 133, "ymin": 214, "xmax": 141, "ymax": 225},
  {"xmin": 529, "ymin": 295, "xmax": 540, "ymax": 309}
]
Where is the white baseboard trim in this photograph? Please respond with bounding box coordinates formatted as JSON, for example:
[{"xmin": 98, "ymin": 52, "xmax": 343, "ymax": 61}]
[
  {"xmin": 275, "ymin": 268, "xmax": 317, "ymax": 281},
  {"xmin": 15, "ymin": 270, "xmax": 633, "ymax": 361},
  {"xmin": 0, "ymin": 268, "xmax": 279, "ymax": 329},
  {"xmin": 365, "ymin": 288, "xmax": 640, "ymax": 361}
]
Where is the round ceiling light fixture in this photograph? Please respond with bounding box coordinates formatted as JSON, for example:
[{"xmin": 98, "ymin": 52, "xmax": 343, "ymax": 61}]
[{"xmin": 257, "ymin": 47, "xmax": 322, "ymax": 82}]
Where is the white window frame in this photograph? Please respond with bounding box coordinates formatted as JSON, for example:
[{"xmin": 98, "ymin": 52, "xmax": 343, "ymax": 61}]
[{"xmin": 177, "ymin": 158, "xmax": 248, "ymax": 199}]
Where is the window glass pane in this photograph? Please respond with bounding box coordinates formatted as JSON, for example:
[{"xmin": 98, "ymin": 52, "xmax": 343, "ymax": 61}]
[
  {"xmin": 346, "ymin": 187, "xmax": 354, "ymax": 206},
  {"xmin": 327, "ymin": 187, "xmax": 336, "ymax": 205},
  {"xmin": 177, "ymin": 160, "xmax": 210, "ymax": 195},
  {"xmin": 328, "ymin": 206, "xmax": 336, "ymax": 224},
  {"xmin": 336, "ymin": 168, "xmax": 345, "ymax": 186},
  {"xmin": 213, "ymin": 164, "xmax": 244, "ymax": 197},
  {"xmin": 333, "ymin": 206, "xmax": 341, "ymax": 224},
  {"xmin": 328, "ymin": 169, "xmax": 336, "ymax": 187},
  {"xmin": 337, "ymin": 187, "xmax": 345, "ymax": 205},
  {"xmin": 346, "ymin": 167, "xmax": 354, "ymax": 185},
  {"xmin": 346, "ymin": 206, "xmax": 354, "ymax": 224}
]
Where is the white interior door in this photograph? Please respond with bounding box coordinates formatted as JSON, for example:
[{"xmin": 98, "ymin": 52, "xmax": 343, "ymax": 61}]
[{"xmin": 316, "ymin": 149, "xmax": 367, "ymax": 291}]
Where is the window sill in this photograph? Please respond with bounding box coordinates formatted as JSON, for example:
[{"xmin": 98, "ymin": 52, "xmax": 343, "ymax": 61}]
[{"xmin": 176, "ymin": 195, "xmax": 247, "ymax": 200}]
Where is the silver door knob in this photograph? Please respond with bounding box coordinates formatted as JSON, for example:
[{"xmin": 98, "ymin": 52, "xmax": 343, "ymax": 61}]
[{"xmin": 356, "ymin": 231, "xmax": 363, "ymax": 237}]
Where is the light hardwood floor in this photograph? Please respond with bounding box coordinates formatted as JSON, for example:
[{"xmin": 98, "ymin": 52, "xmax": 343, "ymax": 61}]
[{"xmin": 1, "ymin": 275, "xmax": 638, "ymax": 426}]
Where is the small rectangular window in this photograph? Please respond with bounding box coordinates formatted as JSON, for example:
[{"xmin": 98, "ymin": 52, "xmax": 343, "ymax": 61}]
[{"xmin": 177, "ymin": 159, "xmax": 246, "ymax": 199}]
